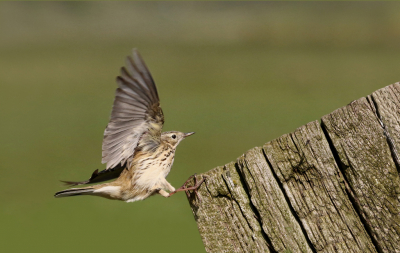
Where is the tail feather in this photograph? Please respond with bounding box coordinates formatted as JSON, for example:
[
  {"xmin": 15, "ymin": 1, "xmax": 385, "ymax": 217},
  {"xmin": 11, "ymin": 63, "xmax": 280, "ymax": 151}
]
[{"xmin": 54, "ymin": 188, "xmax": 95, "ymax": 198}]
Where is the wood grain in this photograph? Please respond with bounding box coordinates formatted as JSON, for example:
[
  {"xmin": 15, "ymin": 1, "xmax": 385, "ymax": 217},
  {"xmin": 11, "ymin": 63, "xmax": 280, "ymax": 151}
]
[
  {"xmin": 237, "ymin": 147, "xmax": 313, "ymax": 253},
  {"xmin": 265, "ymin": 120, "xmax": 376, "ymax": 253},
  {"xmin": 371, "ymin": 82, "xmax": 400, "ymax": 172},
  {"xmin": 321, "ymin": 97, "xmax": 400, "ymax": 253},
  {"xmin": 188, "ymin": 164, "xmax": 270, "ymax": 253}
]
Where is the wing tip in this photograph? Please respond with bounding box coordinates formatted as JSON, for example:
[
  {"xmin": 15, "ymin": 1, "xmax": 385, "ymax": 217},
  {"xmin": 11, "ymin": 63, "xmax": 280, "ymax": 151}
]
[{"xmin": 60, "ymin": 180, "xmax": 89, "ymax": 187}]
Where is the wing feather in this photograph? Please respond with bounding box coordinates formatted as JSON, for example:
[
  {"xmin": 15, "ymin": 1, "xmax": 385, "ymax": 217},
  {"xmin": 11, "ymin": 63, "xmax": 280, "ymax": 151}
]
[
  {"xmin": 102, "ymin": 49, "xmax": 164, "ymax": 169},
  {"xmin": 116, "ymin": 77, "xmax": 151, "ymax": 103}
]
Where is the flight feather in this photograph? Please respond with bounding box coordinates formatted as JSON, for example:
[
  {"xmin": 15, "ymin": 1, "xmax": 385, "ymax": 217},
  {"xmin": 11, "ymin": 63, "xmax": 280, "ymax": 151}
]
[{"xmin": 102, "ymin": 49, "xmax": 164, "ymax": 170}]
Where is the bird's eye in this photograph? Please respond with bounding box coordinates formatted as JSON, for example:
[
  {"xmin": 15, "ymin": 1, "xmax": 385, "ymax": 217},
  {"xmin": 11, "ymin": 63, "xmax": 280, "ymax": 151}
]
[{"xmin": 172, "ymin": 134, "xmax": 176, "ymax": 139}]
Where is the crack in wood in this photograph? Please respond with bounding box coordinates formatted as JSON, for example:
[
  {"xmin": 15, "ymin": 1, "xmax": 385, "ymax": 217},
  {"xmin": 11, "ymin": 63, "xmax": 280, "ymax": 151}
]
[
  {"xmin": 321, "ymin": 95, "xmax": 400, "ymax": 253},
  {"xmin": 320, "ymin": 120, "xmax": 381, "ymax": 253},
  {"xmin": 260, "ymin": 147, "xmax": 317, "ymax": 253},
  {"xmin": 233, "ymin": 162, "xmax": 277, "ymax": 253},
  {"xmin": 369, "ymin": 94, "xmax": 400, "ymax": 174}
]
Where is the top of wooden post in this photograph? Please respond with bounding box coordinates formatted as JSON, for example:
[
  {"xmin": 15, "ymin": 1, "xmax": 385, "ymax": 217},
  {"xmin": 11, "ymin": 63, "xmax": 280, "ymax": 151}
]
[{"xmin": 187, "ymin": 82, "xmax": 400, "ymax": 253}]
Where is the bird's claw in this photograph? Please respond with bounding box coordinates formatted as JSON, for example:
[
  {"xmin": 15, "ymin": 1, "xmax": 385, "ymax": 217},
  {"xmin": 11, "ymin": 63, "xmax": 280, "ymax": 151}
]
[{"xmin": 168, "ymin": 174, "xmax": 208, "ymax": 202}]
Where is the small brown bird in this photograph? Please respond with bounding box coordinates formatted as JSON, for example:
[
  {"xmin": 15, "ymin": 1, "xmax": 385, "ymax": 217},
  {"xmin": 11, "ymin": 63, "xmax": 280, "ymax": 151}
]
[{"xmin": 55, "ymin": 49, "xmax": 204, "ymax": 202}]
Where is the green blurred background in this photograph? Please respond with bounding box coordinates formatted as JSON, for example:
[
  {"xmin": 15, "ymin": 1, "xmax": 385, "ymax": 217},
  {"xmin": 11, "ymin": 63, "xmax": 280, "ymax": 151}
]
[{"xmin": 1, "ymin": 2, "xmax": 400, "ymax": 252}]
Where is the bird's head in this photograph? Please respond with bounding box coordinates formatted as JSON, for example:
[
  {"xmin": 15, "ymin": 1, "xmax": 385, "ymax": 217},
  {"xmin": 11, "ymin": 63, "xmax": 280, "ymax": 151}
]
[{"xmin": 161, "ymin": 131, "xmax": 195, "ymax": 148}]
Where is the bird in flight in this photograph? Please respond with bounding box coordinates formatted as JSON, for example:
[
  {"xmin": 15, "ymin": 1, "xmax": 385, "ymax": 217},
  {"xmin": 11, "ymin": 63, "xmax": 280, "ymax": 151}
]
[{"xmin": 55, "ymin": 49, "xmax": 205, "ymax": 202}]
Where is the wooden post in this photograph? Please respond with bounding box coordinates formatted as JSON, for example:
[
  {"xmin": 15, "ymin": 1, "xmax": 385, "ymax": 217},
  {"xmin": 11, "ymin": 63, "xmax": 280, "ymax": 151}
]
[{"xmin": 187, "ymin": 83, "xmax": 400, "ymax": 253}]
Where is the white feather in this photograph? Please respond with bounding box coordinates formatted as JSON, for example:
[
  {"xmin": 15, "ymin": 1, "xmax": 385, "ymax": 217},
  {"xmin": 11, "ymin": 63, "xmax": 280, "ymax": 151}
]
[{"xmin": 94, "ymin": 186, "xmax": 121, "ymax": 198}]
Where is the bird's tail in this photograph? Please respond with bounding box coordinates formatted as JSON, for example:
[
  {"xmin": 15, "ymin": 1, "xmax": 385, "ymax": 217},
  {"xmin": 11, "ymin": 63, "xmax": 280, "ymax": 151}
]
[{"xmin": 54, "ymin": 187, "xmax": 95, "ymax": 198}]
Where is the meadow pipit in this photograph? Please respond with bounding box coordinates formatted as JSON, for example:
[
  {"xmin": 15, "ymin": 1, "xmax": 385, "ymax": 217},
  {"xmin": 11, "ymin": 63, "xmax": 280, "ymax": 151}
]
[{"xmin": 55, "ymin": 49, "xmax": 205, "ymax": 202}]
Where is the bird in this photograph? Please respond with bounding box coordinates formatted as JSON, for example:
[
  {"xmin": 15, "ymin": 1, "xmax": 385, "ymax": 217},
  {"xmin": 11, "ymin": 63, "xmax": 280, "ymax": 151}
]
[{"xmin": 54, "ymin": 49, "xmax": 205, "ymax": 202}]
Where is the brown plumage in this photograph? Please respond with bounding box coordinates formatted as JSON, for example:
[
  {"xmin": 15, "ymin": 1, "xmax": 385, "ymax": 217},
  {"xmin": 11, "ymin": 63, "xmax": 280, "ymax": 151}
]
[{"xmin": 55, "ymin": 49, "xmax": 196, "ymax": 202}]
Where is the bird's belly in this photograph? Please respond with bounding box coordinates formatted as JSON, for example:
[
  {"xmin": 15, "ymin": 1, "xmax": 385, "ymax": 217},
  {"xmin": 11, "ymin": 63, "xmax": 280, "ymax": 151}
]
[{"xmin": 134, "ymin": 156, "xmax": 174, "ymax": 189}]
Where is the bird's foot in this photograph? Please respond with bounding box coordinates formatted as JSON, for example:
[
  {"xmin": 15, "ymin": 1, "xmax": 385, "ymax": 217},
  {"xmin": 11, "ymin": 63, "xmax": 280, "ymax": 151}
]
[{"xmin": 168, "ymin": 174, "xmax": 207, "ymax": 201}]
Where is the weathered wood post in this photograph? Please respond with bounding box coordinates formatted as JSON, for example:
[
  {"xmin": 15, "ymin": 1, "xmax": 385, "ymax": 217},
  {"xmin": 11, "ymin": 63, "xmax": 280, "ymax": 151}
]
[{"xmin": 186, "ymin": 83, "xmax": 400, "ymax": 253}]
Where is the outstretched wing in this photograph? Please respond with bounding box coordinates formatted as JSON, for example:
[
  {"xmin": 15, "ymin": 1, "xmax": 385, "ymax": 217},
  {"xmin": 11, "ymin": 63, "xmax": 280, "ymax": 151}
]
[{"xmin": 102, "ymin": 49, "xmax": 164, "ymax": 170}]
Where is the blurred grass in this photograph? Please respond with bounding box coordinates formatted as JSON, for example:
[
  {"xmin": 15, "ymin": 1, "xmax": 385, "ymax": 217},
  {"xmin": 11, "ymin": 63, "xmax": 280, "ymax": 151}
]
[{"xmin": 1, "ymin": 2, "xmax": 400, "ymax": 253}]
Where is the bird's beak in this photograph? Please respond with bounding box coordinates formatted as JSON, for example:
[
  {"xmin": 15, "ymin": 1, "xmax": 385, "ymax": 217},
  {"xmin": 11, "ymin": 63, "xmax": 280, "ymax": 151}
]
[{"xmin": 184, "ymin": 132, "xmax": 195, "ymax": 138}]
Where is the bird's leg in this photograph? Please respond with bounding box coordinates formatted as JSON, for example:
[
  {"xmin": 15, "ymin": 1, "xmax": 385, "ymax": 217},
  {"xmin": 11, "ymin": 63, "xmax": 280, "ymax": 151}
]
[
  {"xmin": 168, "ymin": 174, "xmax": 196, "ymax": 197},
  {"xmin": 157, "ymin": 188, "xmax": 170, "ymax": 198},
  {"xmin": 168, "ymin": 174, "xmax": 207, "ymax": 199},
  {"xmin": 165, "ymin": 181, "xmax": 176, "ymax": 192}
]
